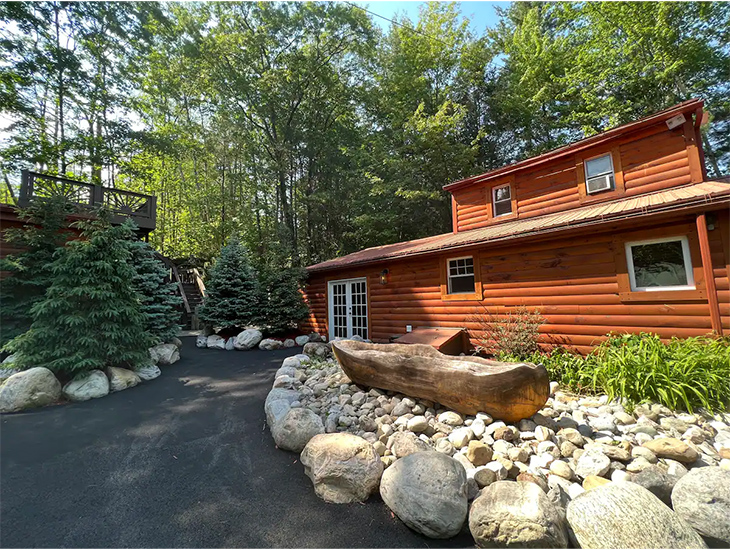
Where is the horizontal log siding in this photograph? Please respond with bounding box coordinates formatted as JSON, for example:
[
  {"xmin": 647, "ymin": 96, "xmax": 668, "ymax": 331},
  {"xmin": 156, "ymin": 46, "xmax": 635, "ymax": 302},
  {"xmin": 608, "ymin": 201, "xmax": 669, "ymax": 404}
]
[
  {"xmin": 450, "ymin": 121, "xmax": 699, "ymax": 233},
  {"xmin": 302, "ymin": 215, "xmax": 725, "ymax": 354}
]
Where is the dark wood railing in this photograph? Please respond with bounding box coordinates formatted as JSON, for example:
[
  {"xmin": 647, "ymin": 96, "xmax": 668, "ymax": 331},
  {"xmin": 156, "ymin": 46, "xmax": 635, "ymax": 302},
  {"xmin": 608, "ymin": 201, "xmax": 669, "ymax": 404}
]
[{"xmin": 18, "ymin": 170, "xmax": 157, "ymax": 231}]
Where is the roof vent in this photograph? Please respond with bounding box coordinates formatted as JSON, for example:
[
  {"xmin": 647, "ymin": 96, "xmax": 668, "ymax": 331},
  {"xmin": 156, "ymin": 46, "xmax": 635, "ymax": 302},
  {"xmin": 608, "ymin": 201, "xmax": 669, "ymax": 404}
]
[{"xmin": 666, "ymin": 113, "xmax": 686, "ymax": 130}]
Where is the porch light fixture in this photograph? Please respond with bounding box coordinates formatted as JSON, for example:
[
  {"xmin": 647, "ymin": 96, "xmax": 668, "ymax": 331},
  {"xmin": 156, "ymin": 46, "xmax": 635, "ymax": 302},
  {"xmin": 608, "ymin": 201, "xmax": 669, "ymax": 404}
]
[{"xmin": 380, "ymin": 268, "xmax": 389, "ymax": 285}]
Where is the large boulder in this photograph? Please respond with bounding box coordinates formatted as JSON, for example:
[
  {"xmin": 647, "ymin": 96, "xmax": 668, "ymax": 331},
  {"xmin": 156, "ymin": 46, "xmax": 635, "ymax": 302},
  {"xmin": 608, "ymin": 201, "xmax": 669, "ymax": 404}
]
[
  {"xmin": 149, "ymin": 343, "xmax": 180, "ymax": 365},
  {"xmin": 628, "ymin": 464, "xmax": 681, "ymax": 505},
  {"xmin": 134, "ymin": 364, "xmax": 162, "ymax": 381},
  {"xmin": 642, "ymin": 437, "xmax": 699, "ymax": 463},
  {"xmin": 0, "ymin": 367, "xmax": 62, "ymax": 412},
  {"xmin": 295, "ymin": 335, "xmax": 310, "ymax": 347},
  {"xmin": 379, "ymin": 451, "xmax": 468, "ymax": 539},
  {"xmin": 106, "ymin": 367, "xmax": 141, "ymax": 393},
  {"xmin": 303, "ymin": 342, "xmax": 330, "ymax": 358},
  {"xmin": 62, "ymin": 370, "xmax": 109, "ymax": 402},
  {"xmin": 567, "ymin": 482, "xmax": 707, "ymax": 549},
  {"xmin": 671, "ymin": 466, "xmax": 730, "ymax": 546},
  {"xmin": 234, "ymin": 329, "xmax": 263, "ymax": 350},
  {"xmin": 259, "ymin": 339, "xmax": 284, "ymax": 351},
  {"xmin": 300, "ymin": 433, "xmax": 383, "ymax": 503},
  {"xmin": 264, "ymin": 388, "xmax": 299, "ymax": 428},
  {"xmin": 283, "ymin": 339, "xmax": 295, "ymax": 348},
  {"xmin": 271, "ymin": 407, "xmax": 324, "ymax": 452},
  {"xmin": 469, "ymin": 480, "xmax": 569, "ymax": 548},
  {"xmin": 206, "ymin": 335, "xmax": 226, "ymax": 350}
]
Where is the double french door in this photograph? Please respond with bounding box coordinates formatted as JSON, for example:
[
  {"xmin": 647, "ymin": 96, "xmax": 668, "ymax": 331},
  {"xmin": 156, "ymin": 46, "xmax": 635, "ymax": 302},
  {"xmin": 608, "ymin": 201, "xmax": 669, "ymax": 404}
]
[{"xmin": 328, "ymin": 278, "xmax": 368, "ymax": 340}]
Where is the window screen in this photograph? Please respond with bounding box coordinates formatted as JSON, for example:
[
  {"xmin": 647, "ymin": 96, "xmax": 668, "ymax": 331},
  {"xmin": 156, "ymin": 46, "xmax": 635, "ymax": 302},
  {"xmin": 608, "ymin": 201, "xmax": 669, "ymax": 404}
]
[{"xmin": 448, "ymin": 257, "xmax": 475, "ymax": 294}]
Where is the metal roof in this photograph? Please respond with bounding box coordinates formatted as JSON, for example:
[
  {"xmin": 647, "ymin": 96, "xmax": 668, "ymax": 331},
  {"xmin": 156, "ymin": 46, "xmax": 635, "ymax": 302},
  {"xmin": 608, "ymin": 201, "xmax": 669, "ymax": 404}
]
[{"xmin": 306, "ymin": 180, "xmax": 730, "ymax": 273}]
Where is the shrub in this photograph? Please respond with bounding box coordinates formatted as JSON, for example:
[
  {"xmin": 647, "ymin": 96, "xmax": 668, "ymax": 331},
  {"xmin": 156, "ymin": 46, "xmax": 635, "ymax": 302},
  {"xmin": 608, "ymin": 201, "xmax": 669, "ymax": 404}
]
[
  {"xmin": 260, "ymin": 267, "xmax": 309, "ymax": 334},
  {"xmin": 128, "ymin": 239, "xmax": 182, "ymax": 344},
  {"xmin": 470, "ymin": 306, "xmax": 546, "ymax": 357},
  {"xmin": 7, "ymin": 217, "xmax": 154, "ymax": 377},
  {"xmin": 198, "ymin": 237, "xmax": 262, "ymax": 330},
  {"xmin": 0, "ymin": 198, "xmax": 76, "ymax": 349}
]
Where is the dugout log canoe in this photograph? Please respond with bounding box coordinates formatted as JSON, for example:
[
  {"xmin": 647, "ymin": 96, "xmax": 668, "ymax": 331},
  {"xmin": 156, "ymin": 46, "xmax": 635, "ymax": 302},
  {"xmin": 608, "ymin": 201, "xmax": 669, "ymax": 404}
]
[{"xmin": 331, "ymin": 340, "xmax": 550, "ymax": 423}]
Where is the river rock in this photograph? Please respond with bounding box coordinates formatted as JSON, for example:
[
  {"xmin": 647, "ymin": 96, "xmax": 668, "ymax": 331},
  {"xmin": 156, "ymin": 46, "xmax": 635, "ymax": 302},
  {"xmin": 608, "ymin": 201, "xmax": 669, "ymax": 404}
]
[
  {"xmin": 643, "ymin": 437, "xmax": 700, "ymax": 463},
  {"xmin": 271, "ymin": 407, "xmax": 324, "ymax": 452},
  {"xmin": 106, "ymin": 367, "xmax": 141, "ymax": 392},
  {"xmin": 567, "ymin": 481, "xmax": 706, "ymax": 549},
  {"xmin": 206, "ymin": 335, "xmax": 226, "ymax": 350},
  {"xmin": 380, "ymin": 451, "xmax": 468, "ymax": 539},
  {"xmin": 671, "ymin": 466, "xmax": 730, "ymax": 546},
  {"xmin": 300, "ymin": 433, "xmax": 383, "ymax": 503},
  {"xmin": 391, "ymin": 431, "xmax": 429, "ymax": 458},
  {"xmin": 234, "ymin": 329, "xmax": 263, "ymax": 350},
  {"xmin": 0, "ymin": 367, "xmax": 62, "ymax": 412},
  {"xmin": 574, "ymin": 448, "xmax": 610, "ymax": 479},
  {"xmin": 149, "ymin": 343, "xmax": 180, "ymax": 365},
  {"xmin": 62, "ymin": 370, "xmax": 110, "ymax": 401},
  {"xmin": 469, "ymin": 480, "xmax": 568, "ymax": 548}
]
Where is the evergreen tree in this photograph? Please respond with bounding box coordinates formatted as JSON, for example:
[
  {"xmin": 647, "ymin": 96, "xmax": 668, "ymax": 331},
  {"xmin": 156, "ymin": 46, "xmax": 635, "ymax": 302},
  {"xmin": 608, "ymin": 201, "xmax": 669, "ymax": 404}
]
[
  {"xmin": 128, "ymin": 238, "xmax": 182, "ymax": 344},
  {"xmin": 0, "ymin": 198, "xmax": 76, "ymax": 349},
  {"xmin": 8, "ymin": 216, "xmax": 153, "ymax": 376},
  {"xmin": 261, "ymin": 267, "xmax": 309, "ymax": 334},
  {"xmin": 198, "ymin": 237, "xmax": 261, "ymax": 330}
]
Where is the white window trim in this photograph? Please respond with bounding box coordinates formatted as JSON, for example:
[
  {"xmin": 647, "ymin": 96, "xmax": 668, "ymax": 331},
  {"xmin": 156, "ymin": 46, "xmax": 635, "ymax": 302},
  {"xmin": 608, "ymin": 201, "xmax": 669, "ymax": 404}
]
[
  {"xmin": 584, "ymin": 153, "xmax": 615, "ymax": 195},
  {"xmin": 492, "ymin": 183, "xmax": 512, "ymax": 217},
  {"xmin": 447, "ymin": 255, "xmax": 475, "ymax": 294},
  {"xmin": 625, "ymin": 236, "xmax": 695, "ymax": 292}
]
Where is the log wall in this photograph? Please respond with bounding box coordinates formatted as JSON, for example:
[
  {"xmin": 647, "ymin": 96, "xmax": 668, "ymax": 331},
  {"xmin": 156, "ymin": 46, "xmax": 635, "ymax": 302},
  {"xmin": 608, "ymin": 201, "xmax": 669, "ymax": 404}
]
[{"xmin": 302, "ymin": 211, "xmax": 729, "ymax": 355}]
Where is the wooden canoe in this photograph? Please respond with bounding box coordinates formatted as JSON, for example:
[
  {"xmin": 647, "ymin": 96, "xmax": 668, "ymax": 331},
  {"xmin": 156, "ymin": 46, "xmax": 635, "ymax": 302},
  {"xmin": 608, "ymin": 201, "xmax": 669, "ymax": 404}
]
[{"xmin": 331, "ymin": 340, "xmax": 549, "ymax": 422}]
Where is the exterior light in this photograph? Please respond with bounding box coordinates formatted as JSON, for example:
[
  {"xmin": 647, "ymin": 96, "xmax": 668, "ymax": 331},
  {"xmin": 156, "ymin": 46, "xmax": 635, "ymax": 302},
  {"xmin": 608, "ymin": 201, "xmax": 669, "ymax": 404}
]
[{"xmin": 380, "ymin": 268, "xmax": 389, "ymax": 285}]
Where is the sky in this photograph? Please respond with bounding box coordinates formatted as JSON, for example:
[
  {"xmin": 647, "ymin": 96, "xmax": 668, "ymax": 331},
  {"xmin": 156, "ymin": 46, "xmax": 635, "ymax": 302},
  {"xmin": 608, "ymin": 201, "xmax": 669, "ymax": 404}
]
[{"xmin": 353, "ymin": 1, "xmax": 511, "ymax": 34}]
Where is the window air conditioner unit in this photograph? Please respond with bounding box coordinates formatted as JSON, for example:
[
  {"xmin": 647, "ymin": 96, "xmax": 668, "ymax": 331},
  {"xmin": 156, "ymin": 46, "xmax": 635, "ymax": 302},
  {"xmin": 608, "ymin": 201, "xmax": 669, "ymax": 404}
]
[{"xmin": 586, "ymin": 174, "xmax": 613, "ymax": 194}]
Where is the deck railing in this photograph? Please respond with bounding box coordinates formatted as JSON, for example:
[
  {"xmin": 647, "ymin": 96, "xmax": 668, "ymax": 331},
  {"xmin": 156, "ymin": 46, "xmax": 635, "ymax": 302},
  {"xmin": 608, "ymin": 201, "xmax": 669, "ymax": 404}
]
[{"xmin": 17, "ymin": 170, "xmax": 157, "ymax": 231}]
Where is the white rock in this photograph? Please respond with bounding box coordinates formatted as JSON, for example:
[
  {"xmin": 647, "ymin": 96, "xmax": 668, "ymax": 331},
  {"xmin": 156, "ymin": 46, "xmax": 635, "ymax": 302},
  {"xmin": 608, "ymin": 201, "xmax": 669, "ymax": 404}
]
[
  {"xmin": 149, "ymin": 343, "xmax": 180, "ymax": 365},
  {"xmin": 62, "ymin": 370, "xmax": 110, "ymax": 401},
  {"xmin": 133, "ymin": 364, "xmax": 161, "ymax": 381},
  {"xmin": 0, "ymin": 367, "xmax": 61, "ymax": 412},
  {"xmin": 407, "ymin": 415, "xmax": 429, "ymax": 433},
  {"xmin": 195, "ymin": 335, "xmax": 207, "ymax": 348},
  {"xmin": 574, "ymin": 448, "xmax": 610, "ymax": 479},
  {"xmin": 281, "ymin": 356, "xmax": 301, "ymax": 370},
  {"xmin": 438, "ymin": 411, "xmax": 464, "ymax": 426},
  {"xmin": 485, "ymin": 460, "xmax": 508, "ymax": 480},
  {"xmin": 235, "ymin": 329, "xmax": 263, "ymax": 350},
  {"xmin": 259, "ymin": 338, "xmax": 284, "ymax": 351},
  {"xmin": 225, "ymin": 337, "xmax": 235, "ymax": 350},
  {"xmin": 206, "ymin": 335, "xmax": 226, "ymax": 350},
  {"xmin": 295, "ymin": 335, "xmax": 310, "ymax": 346},
  {"xmin": 283, "ymin": 339, "xmax": 296, "ymax": 348},
  {"xmin": 448, "ymin": 427, "xmax": 474, "ymax": 448},
  {"xmin": 106, "ymin": 367, "xmax": 141, "ymax": 392}
]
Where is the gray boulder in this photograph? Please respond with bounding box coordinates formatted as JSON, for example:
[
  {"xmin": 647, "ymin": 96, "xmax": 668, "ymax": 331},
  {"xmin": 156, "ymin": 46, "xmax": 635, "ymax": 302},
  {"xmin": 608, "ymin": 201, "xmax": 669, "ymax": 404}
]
[
  {"xmin": 234, "ymin": 329, "xmax": 263, "ymax": 350},
  {"xmin": 295, "ymin": 335, "xmax": 310, "ymax": 346},
  {"xmin": 0, "ymin": 367, "xmax": 62, "ymax": 412},
  {"xmin": 134, "ymin": 364, "xmax": 162, "ymax": 381},
  {"xmin": 283, "ymin": 339, "xmax": 295, "ymax": 348},
  {"xmin": 300, "ymin": 433, "xmax": 383, "ymax": 503},
  {"xmin": 308, "ymin": 332, "xmax": 324, "ymax": 342},
  {"xmin": 264, "ymin": 388, "xmax": 299, "ymax": 428},
  {"xmin": 206, "ymin": 335, "xmax": 226, "ymax": 350},
  {"xmin": 149, "ymin": 343, "xmax": 180, "ymax": 365},
  {"xmin": 567, "ymin": 482, "xmax": 706, "ymax": 549},
  {"xmin": 672, "ymin": 466, "xmax": 730, "ymax": 546},
  {"xmin": 62, "ymin": 370, "xmax": 109, "ymax": 401},
  {"xmin": 380, "ymin": 451, "xmax": 468, "ymax": 539},
  {"xmin": 225, "ymin": 337, "xmax": 235, "ymax": 351},
  {"xmin": 469, "ymin": 480, "xmax": 568, "ymax": 548},
  {"xmin": 271, "ymin": 407, "xmax": 324, "ymax": 452},
  {"xmin": 259, "ymin": 338, "xmax": 284, "ymax": 351},
  {"xmin": 196, "ymin": 335, "xmax": 207, "ymax": 348},
  {"xmin": 629, "ymin": 464, "xmax": 681, "ymax": 505},
  {"xmin": 303, "ymin": 342, "xmax": 330, "ymax": 358},
  {"xmin": 106, "ymin": 367, "xmax": 141, "ymax": 392}
]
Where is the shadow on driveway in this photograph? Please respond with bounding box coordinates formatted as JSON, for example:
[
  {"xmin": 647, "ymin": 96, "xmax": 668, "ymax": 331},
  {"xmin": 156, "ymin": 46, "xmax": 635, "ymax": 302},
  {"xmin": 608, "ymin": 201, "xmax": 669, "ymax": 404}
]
[{"xmin": 1, "ymin": 338, "xmax": 474, "ymax": 548}]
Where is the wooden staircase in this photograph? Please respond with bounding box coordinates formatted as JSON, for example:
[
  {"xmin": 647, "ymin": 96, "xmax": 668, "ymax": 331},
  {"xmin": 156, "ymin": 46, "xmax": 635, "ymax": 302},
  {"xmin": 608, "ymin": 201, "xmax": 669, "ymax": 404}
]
[{"xmin": 156, "ymin": 254, "xmax": 206, "ymax": 330}]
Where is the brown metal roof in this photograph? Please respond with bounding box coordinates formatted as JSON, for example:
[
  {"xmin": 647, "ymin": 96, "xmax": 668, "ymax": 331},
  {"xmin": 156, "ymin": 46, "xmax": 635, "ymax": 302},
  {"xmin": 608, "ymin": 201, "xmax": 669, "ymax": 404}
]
[
  {"xmin": 307, "ymin": 180, "xmax": 730, "ymax": 273},
  {"xmin": 443, "ymin": 99, "xmax": 704, "ymax": 193}
]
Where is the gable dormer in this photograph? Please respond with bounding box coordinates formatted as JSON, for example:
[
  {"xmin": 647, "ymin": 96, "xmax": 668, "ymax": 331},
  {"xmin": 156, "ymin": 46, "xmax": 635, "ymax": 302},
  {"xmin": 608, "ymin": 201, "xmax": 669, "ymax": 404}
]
[{"xmin": 447, "ymin": 99, "xmax": 707, "ymax": 233}]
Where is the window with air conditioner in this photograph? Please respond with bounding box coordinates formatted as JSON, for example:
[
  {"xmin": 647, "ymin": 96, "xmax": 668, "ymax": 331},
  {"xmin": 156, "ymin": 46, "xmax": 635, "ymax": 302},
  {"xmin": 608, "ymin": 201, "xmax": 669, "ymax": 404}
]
[
  {"xmin": 584, "ymin": 154, "xmax": 615, "ymax": 195},
  {"xmin": 492, "ymin": 184, "xmax": 512, "ymax": 217}
]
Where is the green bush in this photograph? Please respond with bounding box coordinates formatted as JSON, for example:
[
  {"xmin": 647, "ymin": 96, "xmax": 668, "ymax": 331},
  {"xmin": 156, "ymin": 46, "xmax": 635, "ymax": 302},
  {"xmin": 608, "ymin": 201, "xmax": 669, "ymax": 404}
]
[
  {"xmin": 260, "ymin": 267, "xmax": 309, "ymax": 334},
  {"xmin": 499, "ymin": 332, "xmax": 730, "ymax": 413}
]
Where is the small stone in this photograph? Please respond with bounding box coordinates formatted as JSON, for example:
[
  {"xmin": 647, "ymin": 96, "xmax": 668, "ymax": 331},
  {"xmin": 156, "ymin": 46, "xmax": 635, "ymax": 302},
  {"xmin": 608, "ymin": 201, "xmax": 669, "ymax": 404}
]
[
  {"xmin": 535, "ymin": 425, "xmax": 554, "ymax": 442},
  {"xmin": 466, "ymin": 440, "xmax": 493, "ymax": 467},
  {"xmin": 485, "ymin": 460, "xmax": 508, "ymax": 481},
  {"xmin": 493, "ymin": 426, "xmax": 514, "ymax": 441},
  {"xmin": 631, "ymin": 446, "xmax": 658, "ymax": 463},
  {"xmin": 435, "ymin": 438, "xmax": 455, "ymax": 456},
  {"xmin": 406, "ymin": 415, "xmax": 428, "ymax": 433},
  {"xmin": 626, "ymin": 457, "xmax": 653, "ymax": 473},
  {"xmin": 391, "ymin": 432, "xmax": 429, "ymax": 458},
  {"xmin": 438, "ymin": 411, "xmax": 464, "ymax": 426},
  {"xmin": 473, "ymin": 467, "xmax": 497, "ymax": 488},
  {"xmin": 643, "ymin": 437, "xmax": 700, "ymax": 463},
  {"xmin": 549, "ymin": 460, "xmax": 573, "ymax": 480},
  {"xmin": 575, "ymin": 448, "xmax": 610, "ymax": 479},
  {"xmin": 448, "ymin": 427, "xmax": 474, "ymax": 448},
  {"xmin": 590, "ymin": 414, "xmax": 617, "ymax": 434},
  {"xmin": 581, "ymin": 475, "xmax": 610, "ymax": 491},
  {"xmin": 453, "ymin": 453, "xmax": 475, "ymax": 471}
]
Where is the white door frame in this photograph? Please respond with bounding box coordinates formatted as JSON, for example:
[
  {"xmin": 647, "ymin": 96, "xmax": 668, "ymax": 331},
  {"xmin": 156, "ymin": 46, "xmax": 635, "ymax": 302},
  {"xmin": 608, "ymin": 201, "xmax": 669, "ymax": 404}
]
[{"xmin": 327, "ymin": 277, "xmax": 368, "ymax": 340}]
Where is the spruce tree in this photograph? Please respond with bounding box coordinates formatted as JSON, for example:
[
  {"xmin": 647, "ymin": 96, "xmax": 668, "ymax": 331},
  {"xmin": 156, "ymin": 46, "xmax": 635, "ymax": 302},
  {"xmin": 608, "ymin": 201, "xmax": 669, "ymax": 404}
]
[
  {"xmin": 128, "ymin": 239, "xmax": 182, "ymax": 345},
  {"xmin": 198, "ymin": 237, "xmax": 261, "ymax": 330},
  {"xmin": 261, "ymin": 267, "xmax": 309, "ymax": 334},
  {"xmin": 8, "ymin": 217, "xmax": 154, "ymax": 376},
  {"xmin": 0, "ymin": 198, "xmax": 76, "ymax": 349}
]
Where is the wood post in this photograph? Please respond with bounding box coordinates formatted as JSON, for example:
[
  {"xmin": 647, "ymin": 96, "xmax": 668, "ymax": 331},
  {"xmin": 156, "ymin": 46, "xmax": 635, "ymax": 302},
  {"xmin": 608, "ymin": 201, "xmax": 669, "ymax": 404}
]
[{"xmin": 696, "ymin": 212, "xmax": 723, "ymax": 336}]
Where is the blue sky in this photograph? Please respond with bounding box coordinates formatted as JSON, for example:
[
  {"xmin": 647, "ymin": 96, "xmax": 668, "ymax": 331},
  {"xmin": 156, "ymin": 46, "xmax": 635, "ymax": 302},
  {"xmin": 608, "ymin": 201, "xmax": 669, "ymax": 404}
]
[{"xmin": 353, "ymin": 1, "xmax": 511, "ymax": 34}]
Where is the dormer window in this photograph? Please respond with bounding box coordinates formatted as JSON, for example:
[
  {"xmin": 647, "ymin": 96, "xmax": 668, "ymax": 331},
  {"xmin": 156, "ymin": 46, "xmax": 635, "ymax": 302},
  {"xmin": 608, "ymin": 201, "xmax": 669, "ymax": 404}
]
[
  {"xmin": 585, "ymin": 154, "xmax": 615, "ymax": 194},
  {"xmin": 492, "ymin": 184, "xmax": 512, "ymax": 217}
]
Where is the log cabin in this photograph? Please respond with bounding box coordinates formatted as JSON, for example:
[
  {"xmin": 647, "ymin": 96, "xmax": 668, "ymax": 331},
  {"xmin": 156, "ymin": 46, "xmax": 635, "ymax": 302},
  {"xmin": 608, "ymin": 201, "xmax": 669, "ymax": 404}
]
[{"xmin": 301, "ymin": 99, "xmax": 730, "ymax": 354}]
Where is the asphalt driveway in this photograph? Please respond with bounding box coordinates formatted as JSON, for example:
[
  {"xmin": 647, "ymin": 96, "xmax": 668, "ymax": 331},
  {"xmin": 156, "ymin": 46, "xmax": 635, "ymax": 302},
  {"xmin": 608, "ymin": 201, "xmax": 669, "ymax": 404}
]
[{"xmin": 1, "ymin": 338, "xmax": 473, "ymax": 548}]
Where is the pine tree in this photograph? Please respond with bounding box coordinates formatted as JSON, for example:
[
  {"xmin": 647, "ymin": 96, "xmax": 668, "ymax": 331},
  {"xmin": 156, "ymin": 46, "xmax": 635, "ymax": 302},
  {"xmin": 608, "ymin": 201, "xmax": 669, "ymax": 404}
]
[
  {"xmin": 261, "ymin": 267, "xmax": 309, "ymax": 334},
  {"xmin": 0, "ymin": 198, "xmax": 76, "ymax": 349},
  {"xmin": 8, "ymin": 216, "xmax": 154, "ymax": 376},
  {"xmin": 128, "ymin": 239, "xmax": 182, "ymax": 344},
  {"xmin": 198, "ymin": 237, "xmax": 261, "ymax": 330}
]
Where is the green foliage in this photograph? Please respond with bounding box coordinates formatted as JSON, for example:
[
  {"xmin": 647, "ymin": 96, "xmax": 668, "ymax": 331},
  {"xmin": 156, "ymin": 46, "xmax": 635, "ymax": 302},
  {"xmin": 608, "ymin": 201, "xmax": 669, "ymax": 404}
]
[
  {"xmin": 7, "ymin": 217, "xmax": 154, "ymax": 377},
  {"xmin": 0, "ymin": 198, "xmax": 76, "ymax": 348},
  {"xmin": 127, "ymin": 238, "xmax": 182, "ymax": 344},
  {"xmin": 261, "ymin": 267, "xmax": 310, "ymax": 335},
  {"xmin": 470, "ymin": 306, "xmax": 546, "ymax": 358},
  {"xmin": 198, "ymin": 237, "xmax": 261, "ymax": 330},
  {"xmin": 500, "ymin": 333, "xmax": 730, "ymax": 413}
]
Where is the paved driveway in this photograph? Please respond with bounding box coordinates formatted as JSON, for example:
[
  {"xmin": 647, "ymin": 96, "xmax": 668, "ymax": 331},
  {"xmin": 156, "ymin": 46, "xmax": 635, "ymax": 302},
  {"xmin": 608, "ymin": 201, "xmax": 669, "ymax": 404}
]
[{"xmin": 1, "ymin": 338, "xmax": 473, "ymax": 548}]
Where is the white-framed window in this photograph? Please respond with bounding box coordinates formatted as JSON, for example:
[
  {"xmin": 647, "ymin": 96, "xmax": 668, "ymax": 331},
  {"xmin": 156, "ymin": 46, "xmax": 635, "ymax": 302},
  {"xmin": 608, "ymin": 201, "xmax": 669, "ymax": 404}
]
[
  {"xmin": 492, "ymin": 184, "xmax": 512, "ymax": 217},
  {"xmin": 447, "ymin": 256, "xmax": 476, "ymax": 294},
  {"xmin": 585, "ymin": 153, "xmax": 615, "ymax": 194},
  {"xmin": 625, "ymin": 236, "xmax": 694, "ymax": 292}
]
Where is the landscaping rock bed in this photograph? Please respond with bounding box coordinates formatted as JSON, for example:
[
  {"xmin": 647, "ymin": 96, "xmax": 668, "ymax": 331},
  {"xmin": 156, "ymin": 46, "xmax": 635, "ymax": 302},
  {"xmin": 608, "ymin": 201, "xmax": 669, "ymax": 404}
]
[
  {"xmin": 196, "ymin": 330, "xmax": 328, "ymax": 352},
  {"xmin": 265, "ymin": 344, "xmax": 730, "ymax": 547}
]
